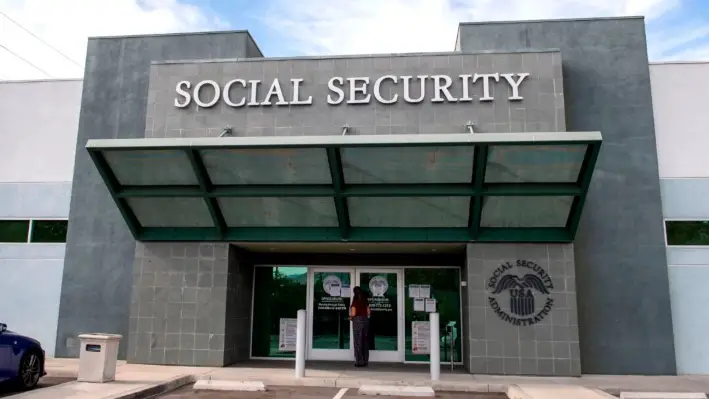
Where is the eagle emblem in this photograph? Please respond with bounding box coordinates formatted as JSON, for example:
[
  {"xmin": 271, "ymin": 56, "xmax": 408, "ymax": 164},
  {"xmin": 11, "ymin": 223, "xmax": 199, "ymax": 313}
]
[{"xmin": 492, "ymin": 274, "xmax": 550, "ymax": 316}]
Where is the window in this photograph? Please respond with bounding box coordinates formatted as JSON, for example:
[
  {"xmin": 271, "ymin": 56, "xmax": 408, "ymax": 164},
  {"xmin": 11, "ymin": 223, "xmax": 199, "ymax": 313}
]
[
  {"xmin": 30, "ymin": 220, "xmax": 69, "ymax": 243},
  {"xmin": 0, "ymin": 219, "xmax": 68, "ymax": 243},
  {"xmin": 0, "ymin": 220, "xmax": 30, "ymax": 242},
  {"xmin": 251, "ymin": 266, "xmax": 307, "ymax": 358},
  {"xmin": 666, "ymin": 220, "xmax": 709, "ymax": 246}
]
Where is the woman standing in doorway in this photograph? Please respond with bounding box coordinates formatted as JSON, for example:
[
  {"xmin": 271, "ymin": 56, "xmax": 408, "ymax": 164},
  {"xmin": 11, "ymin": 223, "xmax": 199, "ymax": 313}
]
[{"xmin": 350, "ymin": 286, "xmax": 371, "ymax": 367}]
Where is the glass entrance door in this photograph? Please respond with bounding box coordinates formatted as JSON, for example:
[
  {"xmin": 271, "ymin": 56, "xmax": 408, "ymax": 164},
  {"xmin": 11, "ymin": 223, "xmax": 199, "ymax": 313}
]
[
  {"xmin": 356, "ymin": 269, "xmax": 404, "ymax": 362},
  {"xmin": 307, "ymin": 267, "xmax": 404, "ymax": 362},
  {"xmin": 308, "ymin": 268, "xmax": 354, "ymax": 361}
]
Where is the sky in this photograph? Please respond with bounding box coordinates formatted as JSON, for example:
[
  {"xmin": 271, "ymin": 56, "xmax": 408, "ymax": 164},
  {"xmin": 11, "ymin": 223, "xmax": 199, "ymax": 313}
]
[{"xmin": 0, "ymin": 0, "xmax": 708, "ymax": 81}]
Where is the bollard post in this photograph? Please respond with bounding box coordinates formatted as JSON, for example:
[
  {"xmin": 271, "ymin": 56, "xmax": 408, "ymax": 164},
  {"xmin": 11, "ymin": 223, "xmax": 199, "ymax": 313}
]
[
  {"xmin": 295, "ymin": 309, "xmax": 306, "ymax": 378},
  {"xmin": 429, "ymin": 312, "xmax": 440, "ymax": 381}
]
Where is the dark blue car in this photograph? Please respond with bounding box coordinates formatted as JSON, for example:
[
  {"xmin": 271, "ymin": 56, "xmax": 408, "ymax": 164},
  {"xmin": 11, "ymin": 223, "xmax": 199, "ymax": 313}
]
[{"xmin": 0, "ymin": 323, "xmax": 46, "ymax": 390}]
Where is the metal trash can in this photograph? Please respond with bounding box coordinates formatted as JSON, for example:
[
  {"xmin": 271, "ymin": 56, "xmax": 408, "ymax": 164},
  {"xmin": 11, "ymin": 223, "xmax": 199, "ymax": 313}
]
[{"xmin": 77, "ymin": 333, "xmax": 122, "ymax": 383}]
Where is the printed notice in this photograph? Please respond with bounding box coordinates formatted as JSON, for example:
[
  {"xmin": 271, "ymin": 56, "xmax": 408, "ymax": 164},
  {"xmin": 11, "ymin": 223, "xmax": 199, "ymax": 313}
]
[
  {"xmin": 278, "ymin": 318, "xmax": 298, "ymax": 351},
  {"xmin": 412, "ymin": 321, "xmax": 430, "ymax": 354},
  {"xmin": 425, "ymin": 298, "xmax": 437, "ymax": 313},
  {"xmin": 409, "ymin": 284, "xmax": 420, "ymax": 298},
  {"xmin": 329, "ymin": 283, "xmax": 341, "ymax": 297},
  {"xmin": 419, "ymin": 285, "xmax": 431, "ymax": 298},
  {"xmin": 340, "ymin": 284, "xmax": 351, "ymax": 298},
  {"xmin": 413, "ymin": 298, "xmax": 425, "ymax": 312}
]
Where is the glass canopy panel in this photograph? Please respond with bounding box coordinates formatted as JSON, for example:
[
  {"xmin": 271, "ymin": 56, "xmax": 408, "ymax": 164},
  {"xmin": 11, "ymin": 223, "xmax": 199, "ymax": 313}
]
[
  {"xmin": 126, "ymin": 197, "xmax": 214, "ymax": 227},
  {"xmin": 480, "ymin": 196, "xmax": 574, "ymax": 228},
  {"xmin": 341, "ymin": 146, "xmax": 474, "ymax": 184},
  {"xmin": 103, "ymin": 150, "xmax": 198, "ymax": 186},
  {"xmin": 200, "ymin": 148, "xmax": 332, "ymax": 185},
  {"xmin": 218, "ymin": 197, "xmax": 338, "ymax": 227},
  {"xmin": 485, "ymin": 144, "xmax": 587, "ymax": 183},
  {"xmin": 348, "ymin": 197, "xmax": 470, "ymax": 227}
]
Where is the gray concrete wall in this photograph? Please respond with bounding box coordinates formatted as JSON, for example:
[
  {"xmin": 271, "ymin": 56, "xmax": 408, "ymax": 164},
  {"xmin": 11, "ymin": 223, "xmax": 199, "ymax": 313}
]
[
  {"xmin": 465, "ymin": 243, "xmax": 579, "ymax": 376},
  {"xmin": 458, "ymin": 17, "xmax": 674, "ymax": 374},
  {"xmin": 56, "ymin": 31, "xmax": 261, "ymax": 359},
  {"xmin": 147, "ymin": 50, "xmax": 564, "ymax": 138},
  {"xmin": 128, "ymin": 243, "xmax": 240, "ymax": 366}
]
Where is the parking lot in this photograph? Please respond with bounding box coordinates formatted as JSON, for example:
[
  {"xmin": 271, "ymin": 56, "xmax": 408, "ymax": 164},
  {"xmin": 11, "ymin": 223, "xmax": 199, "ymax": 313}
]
[{"xmin": 157, "ymin": 386, "xmax": 506, "ymax": 399}]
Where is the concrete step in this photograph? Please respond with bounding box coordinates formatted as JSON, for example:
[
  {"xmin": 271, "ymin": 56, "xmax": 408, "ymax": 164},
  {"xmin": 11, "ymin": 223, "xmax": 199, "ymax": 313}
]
[
  {"xmin": 358, "ymin": 384, "xmax": 435, "ymax": 397},
  {"xmin": 193, "ymin": 380, "xmax": 266, "ymax": 391},
  {"xmin": 508, "ymin": 384, "xmax": 616, "ymax": 399}
]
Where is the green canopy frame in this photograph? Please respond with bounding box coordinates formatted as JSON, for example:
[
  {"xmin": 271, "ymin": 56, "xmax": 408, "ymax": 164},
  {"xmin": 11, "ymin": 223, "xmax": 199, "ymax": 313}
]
[{"xmin": 86, "ymin": 132, "xmax": 601, "ymax": 243}]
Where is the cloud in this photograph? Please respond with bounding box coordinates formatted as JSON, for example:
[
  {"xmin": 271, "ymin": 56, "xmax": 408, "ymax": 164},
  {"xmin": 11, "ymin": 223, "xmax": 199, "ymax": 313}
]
[
  {"xmin": 0, "ymin": 0, "xmax": 229, "ymax": 80},
  {"xmin": 261, "ymin": 0, "xmax": 708, "ymax": 61}
]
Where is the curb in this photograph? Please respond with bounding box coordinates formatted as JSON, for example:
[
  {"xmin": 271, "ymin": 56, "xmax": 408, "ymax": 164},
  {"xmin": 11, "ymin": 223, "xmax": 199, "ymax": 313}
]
[
  {"xmin": 196, "ymin": 376, "xmax": 505, "ymax": 393},
  {"xmin": 194, "ymin": 380, "xmax": 267, "ymax": 391},
  {"xmin": 105, "ymin": 374, "xmax": 195, "ymax": 399},
  {"xmin": 358, "ymin": 385, "xmax": 435, "ymax": 397}
]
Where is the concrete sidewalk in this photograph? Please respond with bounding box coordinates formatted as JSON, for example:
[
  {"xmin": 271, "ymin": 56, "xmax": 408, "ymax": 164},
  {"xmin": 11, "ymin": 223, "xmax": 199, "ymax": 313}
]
[
  {"xmin": 20, "ymin": 358, "xmax": 709, "ymax": 398},
  {"xmin": 11, "ymin": 359, "xmax": 210, "ymax": 399},
  {"xmin": 200, "ymin": 364, "xmax": 709, "ymax": 395}
]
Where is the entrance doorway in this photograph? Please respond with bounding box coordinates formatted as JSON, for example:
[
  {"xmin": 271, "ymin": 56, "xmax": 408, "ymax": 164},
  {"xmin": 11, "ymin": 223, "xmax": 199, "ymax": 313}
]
[{"xmin": 307, "ymin": 268, "xmax": 404, "ymax": 362}]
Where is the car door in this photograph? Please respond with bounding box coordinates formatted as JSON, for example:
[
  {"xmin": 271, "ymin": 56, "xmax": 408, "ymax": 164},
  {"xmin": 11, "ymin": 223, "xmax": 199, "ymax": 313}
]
[{"xmin": 0, "ymin": 328, "xmax": 14, "ymax": 381}]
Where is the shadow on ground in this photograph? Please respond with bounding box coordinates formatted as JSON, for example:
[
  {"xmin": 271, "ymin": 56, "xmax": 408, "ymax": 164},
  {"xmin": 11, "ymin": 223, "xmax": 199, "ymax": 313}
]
[{"xmin": 0, "ymin": 377, "xmax": 75, "ymax": 398}]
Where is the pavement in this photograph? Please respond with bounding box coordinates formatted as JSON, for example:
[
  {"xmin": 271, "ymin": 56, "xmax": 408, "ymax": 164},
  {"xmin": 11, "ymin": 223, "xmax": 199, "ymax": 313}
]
[
  {"xmin": 157, "ymin": 386, "xmax": 505, "ymax": 398},
  {"xmin": 6, "ymin": 358, "xmax": 709, "ymax": 399}
]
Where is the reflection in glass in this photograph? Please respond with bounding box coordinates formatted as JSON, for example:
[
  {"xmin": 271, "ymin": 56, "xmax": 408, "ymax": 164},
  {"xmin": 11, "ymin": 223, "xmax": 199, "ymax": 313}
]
[
  {"xmin": 666, "ymin": 221, "xmax": 709, "ymax": 246},
  {"xmin": 341, "ymin": 146, "xmax": 474, "ymax": 184},
  {"xmin": 480, "ymin": 196, "xmax": 574, "ymax": 228},
  {"xmin": 404, "ymin": 268, "xmax": 461, "ymax": 363},
  {"xmin": 312, "ymin": 271, "xmax": 352, "ymax": 350},
  {"xmin": 30, "ymin": 220, "xmax": 68, "ymax": 243},
  {"xmin": 485, "ymin": 145, "xmax": 587, "ymax": 183},
  {"xmin": 103, "ymin": 150, "xmax": 198, "ymax": 186},
  {"xmin": 348, "ymin": 197, "xmax": 470, "ymax": 227},
  {"xmin": 251, "ymin": 266, "xmax": 308, "ymax": 358},
  {"xmin": 218, "ymin": 197, "xmax": 339, "ymax": 227},
  {"xmin": 359, "ymin": 272, "xmax": 398, "ymax": 352},
  {"xmin": 0, "ymin": 220, "xmax": 29, "ymax": 243},
  {"xmin": 200, "ymin": 148, "xmax": 332, "ymax": 185},
  {"xmin": 127, "ymin": 197, "xmax": 214, "ymax": 227}
]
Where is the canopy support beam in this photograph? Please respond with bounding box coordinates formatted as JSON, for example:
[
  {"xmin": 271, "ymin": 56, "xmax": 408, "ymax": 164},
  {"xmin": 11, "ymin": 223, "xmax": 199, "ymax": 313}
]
[
  {"xmin": 327, "ymin": 147, "xmax": 351, "ymax": 239},
  {"xmin": 469, "ymin": 144, "xmax": 489, "ymax": 237},
  {"xmin": 114, "ymin": 182, "xmax": 582, "ymax": 198},
  {"xmin": 87, "ymin": 151, "xmax": 142, "ymax": 237},
  {"xmin": 185, "ymin": 149, "xmax": 227, "ymax": 239},
  {"xmin": 566, "ymin": 141, "xmax": 602, "ymax": 238}
]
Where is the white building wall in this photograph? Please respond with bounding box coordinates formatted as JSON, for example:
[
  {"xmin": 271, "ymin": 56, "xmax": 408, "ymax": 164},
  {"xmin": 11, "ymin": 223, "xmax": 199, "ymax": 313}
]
[
  {"xmin": 651, "ymin": 62, "xmax": 709, "ymax": 374},
  {"xmin": 0, "ymin": 79, "xmax": 82, "ymax": 357}
]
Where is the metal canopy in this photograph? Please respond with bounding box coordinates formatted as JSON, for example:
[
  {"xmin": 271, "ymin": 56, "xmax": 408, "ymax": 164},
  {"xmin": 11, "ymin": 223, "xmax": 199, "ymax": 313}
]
[{"xmin": 86, "ymin": 132, "xmax": 602, "ymax": 243}]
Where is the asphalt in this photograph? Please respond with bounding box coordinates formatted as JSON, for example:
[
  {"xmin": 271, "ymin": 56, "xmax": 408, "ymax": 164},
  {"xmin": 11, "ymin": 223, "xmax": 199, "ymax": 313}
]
[{"xmin": 157, "ymin": 386, "xmax": 507, "ymax": 399}]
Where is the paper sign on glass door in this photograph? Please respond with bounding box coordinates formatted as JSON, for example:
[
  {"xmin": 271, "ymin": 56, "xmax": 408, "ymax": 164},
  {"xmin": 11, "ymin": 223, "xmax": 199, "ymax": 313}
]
[
  {"xmin": 419, "ymin": 285, "xmax": 431, "ymax": 298},
  {"xmin": 412, "ymin": 321, "xmax": 430, "ymax": 354},
  {"xmin": 425, "ymin": 298, "xmax": 437, "ymax": 313},
  {"xmin": 413, "ymin": 298, "xmax": 425, "ymax": 312},
  {"xmin": 278, "ymin": 318, "xmax": 298, "ymax": 351},
  {"xmin": 409, "ymin": 284, "xmax": 420, "ymax": 298}
]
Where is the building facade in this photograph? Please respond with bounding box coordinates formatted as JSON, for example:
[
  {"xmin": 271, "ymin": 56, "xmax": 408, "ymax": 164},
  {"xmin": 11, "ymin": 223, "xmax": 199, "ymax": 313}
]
[
  {"xmin": 651, "ymin": 61, "xmax": 709, "ymax": 375},
  {"xmin": 0, "ymin": 16, "xmax": 705, "ymax": 376},
  {"xmin": 0, "ymin": 78, "xmax": 81, "ymax": 357}
]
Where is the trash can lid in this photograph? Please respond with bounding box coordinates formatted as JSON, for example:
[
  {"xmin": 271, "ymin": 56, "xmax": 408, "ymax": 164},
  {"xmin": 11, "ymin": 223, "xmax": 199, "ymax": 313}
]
[{"xmin": 78, "ymin": 333, "xmax": 123, "ymax": 340}]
